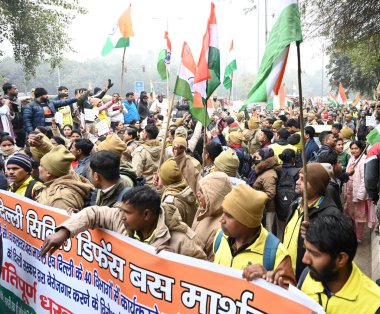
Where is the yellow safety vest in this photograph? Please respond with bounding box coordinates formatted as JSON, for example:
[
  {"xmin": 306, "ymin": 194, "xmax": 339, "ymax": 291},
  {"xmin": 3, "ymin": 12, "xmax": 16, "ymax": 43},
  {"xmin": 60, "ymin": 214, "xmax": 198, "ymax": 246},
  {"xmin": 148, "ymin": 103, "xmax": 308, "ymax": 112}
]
[
  {"xmin": 283, "ymin": 203, "xmax": 303, "ymax": 274},
  {"xmin": 8, "ymin": 176, "xmax": 44, "ymax": 199},
  {"xmin": 213, "ymin": 225, "xmax": 289, "ymax": 271},
  {"xmin": 301, "ymin": 263, "xmax": 380, "ymax": 314}
]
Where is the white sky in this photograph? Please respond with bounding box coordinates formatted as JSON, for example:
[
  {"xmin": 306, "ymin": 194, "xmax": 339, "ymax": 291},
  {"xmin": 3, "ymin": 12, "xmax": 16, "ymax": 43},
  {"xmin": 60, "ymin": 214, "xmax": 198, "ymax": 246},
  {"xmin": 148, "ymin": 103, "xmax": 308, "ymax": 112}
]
[{"xmin": 66, "ymin": 0, "xmax": 325, "ymax": 75}]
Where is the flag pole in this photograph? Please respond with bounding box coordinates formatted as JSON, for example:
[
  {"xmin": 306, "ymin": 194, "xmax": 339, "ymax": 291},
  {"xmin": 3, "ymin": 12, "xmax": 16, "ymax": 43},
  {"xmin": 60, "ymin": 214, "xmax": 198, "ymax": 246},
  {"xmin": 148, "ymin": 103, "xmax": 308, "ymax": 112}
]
[
  {"xmin": 166, "ymin": 67, "xmax": 170, "ymax": 102},
  {"xmin": 120, "ymin": 47, "xmax": 127, "ymax": 98},
  {"xmin": 158, "ymin": 92, "xmax": 175, "ymax": 167},
  {"xmin": 296, "ymin": 41, "xmax": 309, "ymax": 221},
  {"xmin": 202, "ymin": 101, "xmax": 208, "ymax": 171},
  {"xmin": 228, "ymin": 74, "xmax": 233, "ymax": 105}
]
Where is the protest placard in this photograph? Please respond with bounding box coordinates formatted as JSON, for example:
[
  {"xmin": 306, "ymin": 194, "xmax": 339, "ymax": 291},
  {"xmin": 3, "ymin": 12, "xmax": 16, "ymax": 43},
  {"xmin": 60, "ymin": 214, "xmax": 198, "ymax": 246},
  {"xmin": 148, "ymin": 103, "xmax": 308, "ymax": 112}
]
[
  {"xmin": 53, "ymin": 112, "xmax": 63, "ymax": 126},
  {"xmin": 84, "ymin": 109, "xmax": 97, "ymax": 122},
  {"xmin": 366, "ymin": 116, "xmax": 376, "ymax": 127},
  {"xmin": 96, "ymin": 120, "xmax": 110, "ymax": 136},
  {"xmin": 0, "ymin": 191, "xmax": 324, "ymax": 314}
]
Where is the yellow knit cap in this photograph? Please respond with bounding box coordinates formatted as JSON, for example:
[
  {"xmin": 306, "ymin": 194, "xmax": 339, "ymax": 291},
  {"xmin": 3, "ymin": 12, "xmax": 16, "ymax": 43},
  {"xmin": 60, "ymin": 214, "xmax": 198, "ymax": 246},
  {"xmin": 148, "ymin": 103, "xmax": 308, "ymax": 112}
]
[
  {"xmin": 40, "ymin": 145, "xmax": 75, "ymax": 178},
  {"xmin": 272, "ymin": 120, "xmax": 283, "ymax": 130},
  {"xmin": 97, "ymin": 133, "xmax": 127, "ymax": 157},
  {"xmin": 222, "ymin": 184, "xmax": 268, "ymax": 228},
  {"xmin": 341, "ymin": 126, "xmax": 354, "ymax": 139},
  {"xmin": 248, "ymin": 116, "xmax": 260, "ymax": 130},
  {"xmin": 214, "ymin": 149, "xmax": 239, "ymax": 177},
  {"xmin": 159, "ymin": 158, "xmax": 182, "ymax": 185},
  {"xmin": 172, "ymin": 136, "xmax": 187, "ymax": 148},
  {"xmin": 228, "ymin": 131, "xmax": 245, "ymax": 145}
]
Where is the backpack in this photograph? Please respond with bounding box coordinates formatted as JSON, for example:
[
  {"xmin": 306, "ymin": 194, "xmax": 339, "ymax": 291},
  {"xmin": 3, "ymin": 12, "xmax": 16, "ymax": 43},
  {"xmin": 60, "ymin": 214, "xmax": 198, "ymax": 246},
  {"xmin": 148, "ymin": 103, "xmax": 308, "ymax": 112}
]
[
  {"xmin": 25, "ymin": 180, "xmax": 37, "ymax": 200},
  {"xmin": 275, "ymin": 167, "xmax": 299, "ymax": 221},
  {"xmin": 119, "ymin": 165, "xmax": 145, "ymax": 187},
  {"xmin": 213, "ymin": 230, "xmax": 280, "ymax": 271},
  {"xmin": 236, "ymin": 148, "xmax": 252, "ymax": 179}
]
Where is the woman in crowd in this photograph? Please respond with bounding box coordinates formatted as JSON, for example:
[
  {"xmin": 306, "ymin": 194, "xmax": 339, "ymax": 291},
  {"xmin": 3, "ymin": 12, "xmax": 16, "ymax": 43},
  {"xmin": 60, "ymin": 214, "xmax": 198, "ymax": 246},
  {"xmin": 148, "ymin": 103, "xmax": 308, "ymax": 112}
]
[{"xmin": 344, "ymin": 140, "xmax": 377, "ymax": 243}]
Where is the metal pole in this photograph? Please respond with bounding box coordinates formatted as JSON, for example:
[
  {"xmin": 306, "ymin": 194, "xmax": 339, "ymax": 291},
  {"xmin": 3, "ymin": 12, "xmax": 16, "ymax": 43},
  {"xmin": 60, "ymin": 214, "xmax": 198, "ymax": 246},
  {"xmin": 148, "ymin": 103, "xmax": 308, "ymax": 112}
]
[
  {"xmin": 296, "ymin": 41, "xmax": 309, "ymax": 221},
  {"xmin": 264, "ymin": 0, "xmax": 268, "ymax": 42},
  {"xmin": 257, "ymin": 0, "xmax": 260, "ymax": 72},
  {"xmin": 120, "ymin": 47, "xmax": 127, "ymax": 97}
]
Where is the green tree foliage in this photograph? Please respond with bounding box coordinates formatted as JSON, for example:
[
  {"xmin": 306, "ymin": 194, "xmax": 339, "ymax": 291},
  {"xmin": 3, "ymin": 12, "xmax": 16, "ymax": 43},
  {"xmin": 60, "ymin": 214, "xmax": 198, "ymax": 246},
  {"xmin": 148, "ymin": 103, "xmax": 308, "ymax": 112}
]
[
  {"xmin": 0, "ymin": 0, "xmax": 86, "ymax": 78},
  {"xmin": 326, "ymin": 51, "xmax": 379, "ymax": 97},
  {"xmin": 303, "ymin": 0, "xmax": 380, "ymax": 83}
]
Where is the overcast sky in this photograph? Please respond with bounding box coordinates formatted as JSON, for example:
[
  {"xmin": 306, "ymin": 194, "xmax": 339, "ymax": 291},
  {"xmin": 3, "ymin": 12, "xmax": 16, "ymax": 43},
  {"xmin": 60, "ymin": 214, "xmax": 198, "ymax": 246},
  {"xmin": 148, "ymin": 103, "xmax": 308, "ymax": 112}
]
[{"xmin": 65, "ymin": 0, "xmax": 325, "ymax": 75}]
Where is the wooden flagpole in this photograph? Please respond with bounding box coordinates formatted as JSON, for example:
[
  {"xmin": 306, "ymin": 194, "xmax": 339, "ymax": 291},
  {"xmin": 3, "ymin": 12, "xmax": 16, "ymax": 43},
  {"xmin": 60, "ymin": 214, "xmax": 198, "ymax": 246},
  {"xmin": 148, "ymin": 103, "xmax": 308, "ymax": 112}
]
[{"xmin": 296, "ymin": 41, "xmax": 309, "ymax": 221}]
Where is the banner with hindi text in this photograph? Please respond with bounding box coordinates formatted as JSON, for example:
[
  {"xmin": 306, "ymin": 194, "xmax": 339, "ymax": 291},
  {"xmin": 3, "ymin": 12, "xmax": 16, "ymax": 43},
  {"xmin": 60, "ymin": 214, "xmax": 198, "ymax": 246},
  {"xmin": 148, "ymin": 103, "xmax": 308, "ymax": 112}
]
[{"xmin": 0, "ymin": 191, "xmax": 324, "ymax": 314}]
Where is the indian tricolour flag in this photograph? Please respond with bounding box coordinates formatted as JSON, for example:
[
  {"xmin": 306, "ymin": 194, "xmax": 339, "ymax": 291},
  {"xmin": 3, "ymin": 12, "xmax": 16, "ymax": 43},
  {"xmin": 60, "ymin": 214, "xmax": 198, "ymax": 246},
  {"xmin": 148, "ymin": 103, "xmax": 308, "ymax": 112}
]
[
  {"xmin": 194, "ymin": 2, "xmax": 220, "ymax": 101},
  {"xmin": 223, "ymin": 39, "xmax": 237, "ymax": 90},
  {"xmin": 337, "ymin": 82, "xmax": 348, "ymax": 104},
  {"xmin": 241, "ymin": 0, "xmax": 302, "ymax": 111},
  {"xmin": 157, "ymin": 31, "xmax": 172, "ymax": 80},
  {"xmin": 173, "ymin": 42, "xmax": 209, "ymax": 125},
  {"xmin": 367, "ymin": 124, "xmax": 380, "ymax": 145},
  {"xmin": 101, "ymin": 5, "xmax": 134, "ymax": 57},
  {"xmin": 327, "ymin": 92, "xmax": 339, "ymax": 107}
]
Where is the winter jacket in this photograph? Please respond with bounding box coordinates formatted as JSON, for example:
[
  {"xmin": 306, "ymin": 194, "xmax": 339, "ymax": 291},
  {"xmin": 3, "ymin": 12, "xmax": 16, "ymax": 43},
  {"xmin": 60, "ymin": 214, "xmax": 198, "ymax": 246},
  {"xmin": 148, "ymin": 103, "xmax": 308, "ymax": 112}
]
[
  {"xmin": 173, "ymin": 152, "xmax": 234, "ymax": 261},
  {"xmin": 123, "ymin": 101, "xmax": 140, "ymax": 123},
  {"xmin": 161, "ymin": 180, "xmax": 197, "ymax": 227},
  {"xmin": 193, "ymin": 172, "xmax": 232, "ymax": 261},
  {"xmin": 309, "ymin": 144, "xmax": 333, "ymax": 163},
  {"xmin": 242, "ymin": 129, "xmax": 261, "ymax": 155},
  {"xmin": 305, "ymin": 138, "xmax": 319, "ymax": 162},
  {"xmin": 325, "ymin": 179, "xmax": 343, "ymax": 211},
  {"xmin": 252, "ymin": 156, "xmax": 280, "ymax": 213},
  {"xmin": 137, "ymin": 102, "xmax": 150, "ymax": 120},
  {"xmin": 338, "ymin": 151, "xmax": 351, "ymax": 172},
  {"xmin": 107, "ymin": 101, "xmax": 126, "ymax": 123},
  {"xmin": 345, "ymin": 155, "xmax": 368, "ymax": 202},
  {"xmin": 131, "ymin": 140, "xmax": 161, "ymax": 186},
  {"xmin": 95, "ymin": 178, "xmax": 126, "ymax": 208},
  {"xmin": 58, "ymin": 203, "xmax": 207, "ymax": 260},
  {"xmin": 34, "ymin": 171, "xmax": 94, "ymax": 210},
  {"xmin": 364, "ymin": 142, "xmax": 380, "ymax": 202},
  {"xmin": 283, "ymin": 196, "xmax": 340, "ymax": 280},
  {"xmin": 23, "ymin": 98, "xmax": 77, "ymax": 133}
]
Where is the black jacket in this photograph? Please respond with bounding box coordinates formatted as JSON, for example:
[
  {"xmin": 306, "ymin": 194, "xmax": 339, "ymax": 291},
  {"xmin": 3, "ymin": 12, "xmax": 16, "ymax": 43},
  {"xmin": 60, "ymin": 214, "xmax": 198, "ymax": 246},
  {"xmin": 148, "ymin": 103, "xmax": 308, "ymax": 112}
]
[
  {"xmin": 285, "ymin": 195, "xmax": 340, "ymax": 280},
  {"xmin": 325, "ymin": 180, "xmax": 343, "ymax": 211},
  {"xmin": 364, "ymin": 142, "xmax": 380, "ymax": 203}
]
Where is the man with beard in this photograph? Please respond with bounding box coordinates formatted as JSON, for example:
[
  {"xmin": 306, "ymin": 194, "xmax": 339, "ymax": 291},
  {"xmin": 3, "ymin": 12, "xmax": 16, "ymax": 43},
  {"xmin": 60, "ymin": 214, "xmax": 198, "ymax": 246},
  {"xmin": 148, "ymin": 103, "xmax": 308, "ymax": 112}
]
[
  {"xmin": 298, "ymin": 214, "xmax": 380, "ymax": 313},
  {"xmin": 282, "ymin": 163, "xmax": 340, "ymax": 280}
]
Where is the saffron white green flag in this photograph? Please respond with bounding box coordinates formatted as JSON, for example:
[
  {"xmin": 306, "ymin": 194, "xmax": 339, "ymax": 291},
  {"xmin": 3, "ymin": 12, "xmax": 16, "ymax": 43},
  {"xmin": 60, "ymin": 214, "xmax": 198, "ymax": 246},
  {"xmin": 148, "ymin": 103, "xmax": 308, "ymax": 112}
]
[
  {"xmin": 367, "ymin": 124, "xmax": 380, "ymax": 145},
  {"xmin": 174, "ymin": 42, "xmax": 209, "ymax": 125},
  {"xmin": 241, "ymin": 0, "xmax": 302, "ymax": 111},
  {"xmin": 223, "ymin": 39, "xmax": 237, "ymax": 90},
  {"xmin": 101, "ymin": 5, "xmax": 134, "ymax": 57},
  {"xmin": 194, "ymin": 2, "xmax": 220, "ymax": 100},
  {"xmin": 327, "ymin": 92, "xmax": 339, "ymax": 107},
  {"xmin": 157, "ymin": 31, "xmax": 172, "ymax": 80}
]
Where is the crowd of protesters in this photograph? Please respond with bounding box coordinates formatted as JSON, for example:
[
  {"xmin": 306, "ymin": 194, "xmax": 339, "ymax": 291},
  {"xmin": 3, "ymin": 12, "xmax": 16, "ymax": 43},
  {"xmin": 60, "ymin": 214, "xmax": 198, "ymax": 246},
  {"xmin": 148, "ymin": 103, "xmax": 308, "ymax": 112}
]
[{"xmin": 1, "ymin": 80, "xmax": 380, "ymax": 313}]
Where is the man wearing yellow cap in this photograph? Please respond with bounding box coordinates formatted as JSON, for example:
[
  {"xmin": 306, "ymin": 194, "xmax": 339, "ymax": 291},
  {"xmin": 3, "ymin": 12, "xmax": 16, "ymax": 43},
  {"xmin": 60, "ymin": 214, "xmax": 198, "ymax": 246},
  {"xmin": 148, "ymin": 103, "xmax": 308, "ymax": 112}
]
[
  {"xmin": 213, "ymin": 184, "xmax": 295, "ymax": 288},
  {"xmin": 28, "ymin": 136, "xmax": 94, "ymax": 210},
  {"xmin": 156, "ymin": 158, "xmax": 197, "ymax": 226}
]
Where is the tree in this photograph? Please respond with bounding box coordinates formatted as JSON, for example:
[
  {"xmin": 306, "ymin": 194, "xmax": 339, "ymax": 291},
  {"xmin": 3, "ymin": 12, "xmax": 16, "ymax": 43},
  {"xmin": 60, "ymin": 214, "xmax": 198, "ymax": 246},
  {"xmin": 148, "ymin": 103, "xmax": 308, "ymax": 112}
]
[
  {"xmin": 0, "ymin": 0, "xmax": 86, "ymax": 78},
  {"xmin": 302, "ymin": 0, "xmax": 380, "ymax": 76},
  {"xmin": 326, "ymin": 51, "xmax": 379, "ymax": 97}
]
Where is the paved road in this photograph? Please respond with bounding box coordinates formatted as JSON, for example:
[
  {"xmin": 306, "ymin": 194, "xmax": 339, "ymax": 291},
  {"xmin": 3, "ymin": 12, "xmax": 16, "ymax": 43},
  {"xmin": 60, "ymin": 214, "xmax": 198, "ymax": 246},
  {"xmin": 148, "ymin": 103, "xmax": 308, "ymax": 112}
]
[{"xmin": 354, "ymin": 226, "xmax": 371, "ymax": 277}]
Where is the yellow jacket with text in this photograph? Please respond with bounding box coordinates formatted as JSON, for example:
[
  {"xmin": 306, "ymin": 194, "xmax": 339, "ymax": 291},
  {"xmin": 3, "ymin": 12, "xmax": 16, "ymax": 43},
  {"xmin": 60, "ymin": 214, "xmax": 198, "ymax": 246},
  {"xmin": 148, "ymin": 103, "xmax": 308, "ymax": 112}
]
[{"xmin": 300, "ymin": 262, "xmax": 380, "ymax": 314}]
